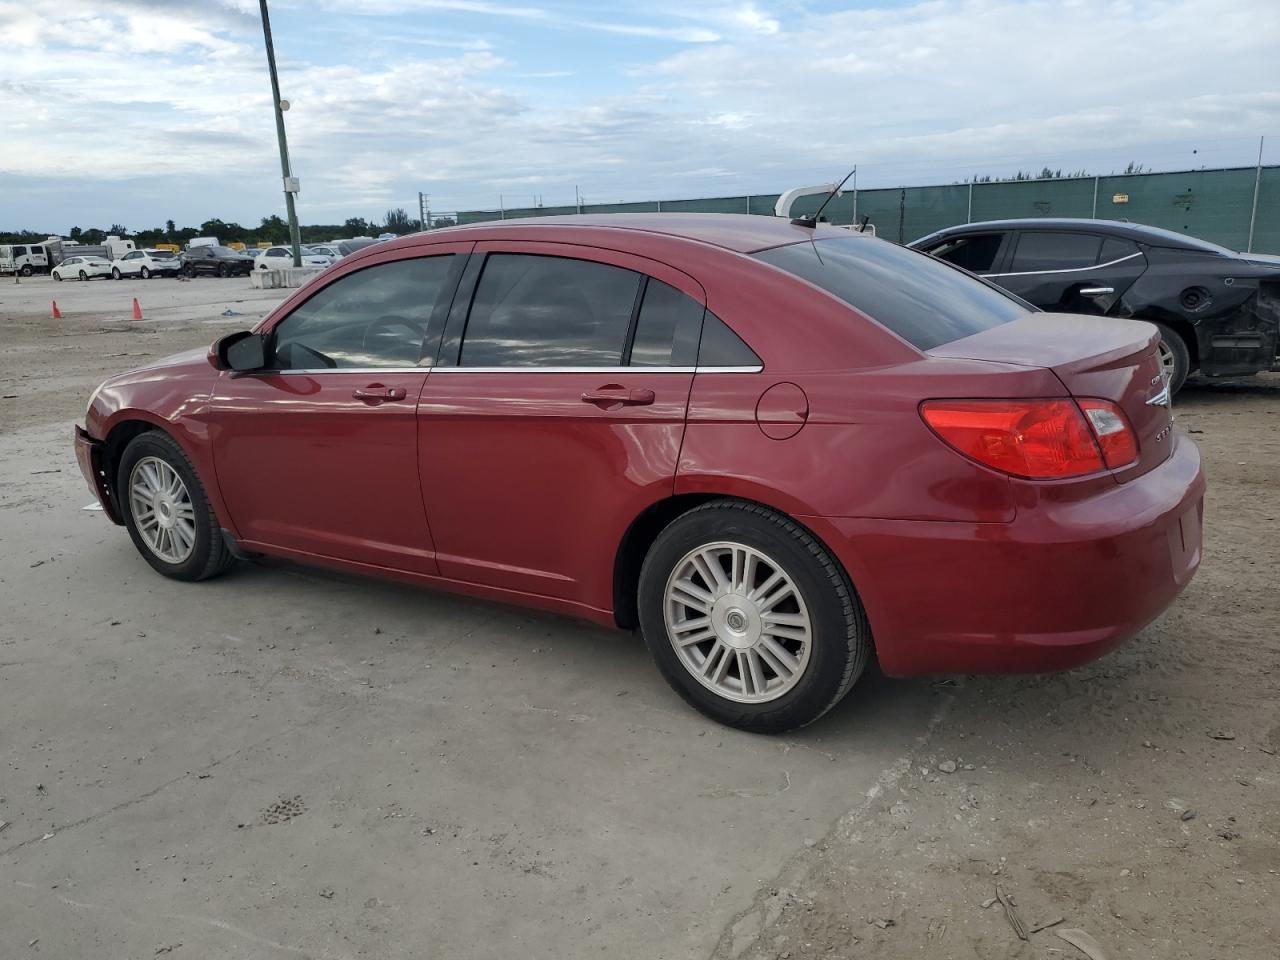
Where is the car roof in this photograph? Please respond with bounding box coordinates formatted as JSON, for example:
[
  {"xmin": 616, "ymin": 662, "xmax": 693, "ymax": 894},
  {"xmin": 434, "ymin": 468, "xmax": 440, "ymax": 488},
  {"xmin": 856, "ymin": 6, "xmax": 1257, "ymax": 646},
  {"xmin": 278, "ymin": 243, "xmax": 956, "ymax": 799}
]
[
  {"xmin": 379, "ymin": 213, "xmax": 858, "ymax": 255},
  {"xmin": 920, "ymin": 217, "xmax": 1234, "ymax": 253}
]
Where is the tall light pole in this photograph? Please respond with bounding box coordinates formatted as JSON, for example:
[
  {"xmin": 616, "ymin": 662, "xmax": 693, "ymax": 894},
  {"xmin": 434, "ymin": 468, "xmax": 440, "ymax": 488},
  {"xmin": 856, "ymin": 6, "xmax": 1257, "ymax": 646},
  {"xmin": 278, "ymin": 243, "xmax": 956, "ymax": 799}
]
[{"xmin": 259, "ymin": 0, "xmax": 302, "ymax": 267}]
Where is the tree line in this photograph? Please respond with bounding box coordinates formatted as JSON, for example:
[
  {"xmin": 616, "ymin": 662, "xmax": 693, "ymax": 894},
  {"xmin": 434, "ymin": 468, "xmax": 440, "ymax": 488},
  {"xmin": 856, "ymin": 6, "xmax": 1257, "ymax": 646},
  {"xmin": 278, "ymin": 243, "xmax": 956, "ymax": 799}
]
[{"xmin": 0, "ymin": 208, "xmax": 456, "ymax": 247}]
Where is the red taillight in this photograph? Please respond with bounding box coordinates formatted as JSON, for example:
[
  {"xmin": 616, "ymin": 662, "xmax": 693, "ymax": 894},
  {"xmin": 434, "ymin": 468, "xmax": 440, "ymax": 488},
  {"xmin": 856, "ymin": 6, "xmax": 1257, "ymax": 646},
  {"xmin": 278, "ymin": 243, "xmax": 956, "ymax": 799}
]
[
  {"xmin": 1077, "ymin": 398, "xmax": 1139, "ymax": 469},
  {"xmin": 920, "ymin": 398, "xmax": 1136, "ymax": 479}
]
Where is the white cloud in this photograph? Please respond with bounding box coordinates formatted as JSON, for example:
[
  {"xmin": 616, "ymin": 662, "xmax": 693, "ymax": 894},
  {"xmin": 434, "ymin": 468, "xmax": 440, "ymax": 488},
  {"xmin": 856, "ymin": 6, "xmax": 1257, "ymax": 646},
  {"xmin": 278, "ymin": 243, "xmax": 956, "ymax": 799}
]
[{"xmin": 1, "ymin": 0, "xmax": 1277, "ymax": 230}]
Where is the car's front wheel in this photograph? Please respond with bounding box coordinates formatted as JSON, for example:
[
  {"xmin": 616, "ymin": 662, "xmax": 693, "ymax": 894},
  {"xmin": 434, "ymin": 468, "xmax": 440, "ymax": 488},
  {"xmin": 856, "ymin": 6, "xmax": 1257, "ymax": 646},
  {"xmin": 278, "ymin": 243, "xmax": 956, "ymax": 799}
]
[
  {"xmin": 111, "ymin": 267, "xmax": 122, "ymax": 280},
  {"xmin": 53, "ymin": 271, "xmax": 63, "ymax": 281},
  {"xmin": 78, "ymin": 270, "xmax": 88, "ymax": 281},
  {"xmin": 638, "ymin": 500, "xmax": 870, "ymax": 733},
  {"xmin": 118, "ymin": 431, "xmax": 235, "ymax": 581},
  {"xmin": 140, "ymin": 266, "xmax": 151, "ymax": 279},
  {"xmin": 1152, "ymin": 322, "xmax": 1192, "ymax": 394}
]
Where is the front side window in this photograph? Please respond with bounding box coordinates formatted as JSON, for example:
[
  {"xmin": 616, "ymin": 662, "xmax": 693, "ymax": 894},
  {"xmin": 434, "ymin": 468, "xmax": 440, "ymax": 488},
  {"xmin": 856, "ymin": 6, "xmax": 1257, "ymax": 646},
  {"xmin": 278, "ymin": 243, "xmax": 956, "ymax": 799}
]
[
  {"xmin": 926, "ymin": 233, "xmax": 1005, "ymax": 273},
  {"xmin": 460, "ymin": 254, "xmax": 641, "ymax": 367},
  {"xmin": 755, "ymin": 236, "xmax": 1028, "ymax": 351},
  {"xmin": 1009, "ymin": 232, "xmax": 1102, "ymax": 272},
  {"xmin": 271, "ymin": 256, "xmax": 455, "ymax": 369}
]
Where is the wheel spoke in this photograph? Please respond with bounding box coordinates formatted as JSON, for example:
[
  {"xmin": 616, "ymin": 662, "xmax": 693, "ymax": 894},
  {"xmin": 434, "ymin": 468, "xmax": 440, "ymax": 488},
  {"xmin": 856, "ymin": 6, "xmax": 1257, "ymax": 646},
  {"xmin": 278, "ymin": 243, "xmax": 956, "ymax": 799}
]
[
  {"xmin": 671, "ymin": 578, "xmax": 715, "ymax": 613},
  {"xmin": 747, "ymin": 569, "xmax": 783, "ymax": 603},
  {"xmin": 758, "ymin": 636, "xmax": 800, "ymax": 676},
  {"xmin": 745, "ymin": 647, "xmax": 767, "ymax": 694},
  {"xmin": 758, "ymin": 582, "xmax": 795, "ymax": 613},
  {"xmin": 735, "ymin": 550, "xmax": 757, "ymax": 595},
  {"xmin": 693, "ymin": 550, "xmax": 727, "ymax": 593},
  {"xmin": 700, "ymin": 642, "xmax": 727, "ymax": 678}
]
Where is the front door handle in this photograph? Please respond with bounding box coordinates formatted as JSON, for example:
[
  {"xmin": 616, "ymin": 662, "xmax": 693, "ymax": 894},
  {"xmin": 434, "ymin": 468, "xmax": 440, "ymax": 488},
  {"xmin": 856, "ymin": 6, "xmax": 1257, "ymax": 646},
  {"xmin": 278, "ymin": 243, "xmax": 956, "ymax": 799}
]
[
  {"xmin": 581, "ymin": 385, "xmax": 656, "ymax": 408},
  {"xmin": 353, "ymin": 384, "xmax": 408, "ymax": 404},
  {"xmin": 1079, "ymin": 286, "xmax": 1115, "ymax": 296}
]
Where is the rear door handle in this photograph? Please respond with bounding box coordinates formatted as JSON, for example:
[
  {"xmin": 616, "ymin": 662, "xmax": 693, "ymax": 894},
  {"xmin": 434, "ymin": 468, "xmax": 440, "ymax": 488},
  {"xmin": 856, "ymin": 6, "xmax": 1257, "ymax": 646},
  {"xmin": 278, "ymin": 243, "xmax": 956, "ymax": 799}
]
[
  {"xmin": 353, "ymin": 384, "xmax": 408, "ymax": 403},
  {"xmin": 581, "ymin": 385, "xmax": 656, "ymax": 408}
]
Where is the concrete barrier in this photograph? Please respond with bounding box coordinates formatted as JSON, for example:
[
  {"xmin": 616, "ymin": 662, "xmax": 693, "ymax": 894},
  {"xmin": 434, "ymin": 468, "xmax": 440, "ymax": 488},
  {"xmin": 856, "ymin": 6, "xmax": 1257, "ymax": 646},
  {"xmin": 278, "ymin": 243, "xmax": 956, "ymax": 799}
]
[{"xmin": 250, "ymin": 266, "xmax": 326, "ymax": 289}]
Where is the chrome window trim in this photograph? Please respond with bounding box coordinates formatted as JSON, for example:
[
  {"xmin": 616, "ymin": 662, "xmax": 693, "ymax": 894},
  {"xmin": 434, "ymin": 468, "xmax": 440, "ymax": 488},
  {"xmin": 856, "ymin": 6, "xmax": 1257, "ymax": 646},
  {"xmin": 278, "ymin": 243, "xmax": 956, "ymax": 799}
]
[
  {"xmin": 986, "ymin": 251, "xmax": 1142, "ymax": 279},
  {"xmin": 259, "ymin": 364, "xmax": 763, "ymax": 376}
]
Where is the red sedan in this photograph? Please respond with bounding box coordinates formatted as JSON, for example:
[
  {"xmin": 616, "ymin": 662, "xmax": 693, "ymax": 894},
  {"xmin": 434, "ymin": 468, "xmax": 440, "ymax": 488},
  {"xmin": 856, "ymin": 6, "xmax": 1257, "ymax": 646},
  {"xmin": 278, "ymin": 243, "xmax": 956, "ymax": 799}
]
[{"xmin": 75, "ymin": 215, "xmax": 1204, "ymax": 732}]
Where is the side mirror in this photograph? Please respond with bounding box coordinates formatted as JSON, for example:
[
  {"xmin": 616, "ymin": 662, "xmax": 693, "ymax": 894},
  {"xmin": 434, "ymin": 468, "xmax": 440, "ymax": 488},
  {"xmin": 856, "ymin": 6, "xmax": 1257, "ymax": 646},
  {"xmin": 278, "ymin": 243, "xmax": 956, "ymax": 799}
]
[{"xmin": 211, "ymin": 331, "xmax": 268, "ymax": 372}]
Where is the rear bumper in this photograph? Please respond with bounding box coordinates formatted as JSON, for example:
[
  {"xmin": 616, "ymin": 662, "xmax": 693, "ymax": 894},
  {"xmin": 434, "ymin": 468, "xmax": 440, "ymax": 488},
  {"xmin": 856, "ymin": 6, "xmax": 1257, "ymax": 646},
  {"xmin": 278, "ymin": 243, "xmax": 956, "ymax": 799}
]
[
  {"xmin": 74, "ymin": 426, "xmax": 123, "ymax": 524},
  {"xmin": 821, "ymin": 432, "xmax": 1205, "ymax": 677}
]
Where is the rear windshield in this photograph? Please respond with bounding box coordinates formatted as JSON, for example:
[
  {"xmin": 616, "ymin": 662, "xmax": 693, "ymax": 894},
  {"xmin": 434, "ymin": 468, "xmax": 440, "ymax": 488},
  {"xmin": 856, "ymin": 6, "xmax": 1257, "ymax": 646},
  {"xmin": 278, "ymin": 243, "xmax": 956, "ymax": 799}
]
[{"xmin": 755, "ymin": 236, "xmax": 1029, "ymax": 350}]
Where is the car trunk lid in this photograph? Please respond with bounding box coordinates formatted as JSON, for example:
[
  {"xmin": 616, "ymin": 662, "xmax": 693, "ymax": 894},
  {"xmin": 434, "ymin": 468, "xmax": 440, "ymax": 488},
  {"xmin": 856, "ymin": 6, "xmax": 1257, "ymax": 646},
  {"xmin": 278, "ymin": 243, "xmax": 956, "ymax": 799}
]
[{"xmin": 928, "ymin": 313, "xmax": 1174, "ymax": 482}]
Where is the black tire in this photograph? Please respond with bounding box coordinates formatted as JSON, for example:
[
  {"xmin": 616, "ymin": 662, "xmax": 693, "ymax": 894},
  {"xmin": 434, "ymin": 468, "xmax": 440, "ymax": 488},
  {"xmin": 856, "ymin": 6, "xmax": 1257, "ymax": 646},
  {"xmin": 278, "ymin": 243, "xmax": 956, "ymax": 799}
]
[
  {"xmin": 182, "ymin": 264, "xmax": 194, "ymax": 278},
  {"xmin": 111, "ymin": 267, "xmax": 122, "ymax": 280},
  {"xmin": 217, "ymin": 264, "xmax": 227, "ymax": 278},
  {"xmin": 1151, "ymin": 322, "xmax": 1192, "ymax": 395},
  {"xmin": 117, "ymin": 431, "xmax": 236, "ymax": 582},
  {"xmin": 79, "ymin": 270, "xmax": 88, "ymax": 281},
  {"xmin": 53, "ymin": 272, "xmax": 63, "ymax": 281},
  {"xmin": 140, "ymin": 267, "xmax": 151, "ymax": 279},
  {"xmin": 20, "ymin": 264, "xmax": 33, "ymax": 277},
  {"xmin": 637, "ymin": 499, "xmax": 870, "ymax": 733}
]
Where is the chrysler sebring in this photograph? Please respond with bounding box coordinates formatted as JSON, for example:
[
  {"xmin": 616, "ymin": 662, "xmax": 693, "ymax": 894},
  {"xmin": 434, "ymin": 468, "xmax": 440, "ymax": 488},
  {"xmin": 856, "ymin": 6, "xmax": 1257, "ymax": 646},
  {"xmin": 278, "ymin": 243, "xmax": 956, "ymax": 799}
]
[{"xmin": 75, "ymin": 214, "xmax": 1205, "ymax": 732}]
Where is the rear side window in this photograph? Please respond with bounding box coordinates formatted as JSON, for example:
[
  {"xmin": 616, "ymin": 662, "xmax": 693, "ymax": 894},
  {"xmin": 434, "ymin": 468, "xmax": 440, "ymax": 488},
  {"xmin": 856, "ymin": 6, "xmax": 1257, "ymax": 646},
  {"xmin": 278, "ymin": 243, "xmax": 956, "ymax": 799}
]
[
  {"xmin": 925, "ymin": 233, "xmax": 1005, "ymax": 273},
  {"xmin": 461, "ymin": 254, "xmax": 641, "ymax": 367},
  {"xmin": 1099, "ymin": 237, "xmax": 1140, "ymax": 263},
  {"xmin": 272, "ymin": 255, "xmax": 455, "ymax": 369},
  {"xmin": 1009, "ymin": 232, "xmax": 1102, "ymax": 272},
  {"xmin": 698, "ymin": 312, "xmax": 760, "ymax": 367},
  {"xmin": 628, "ymin": 278, "xmax": 702, "ymax": 367},
  {"xmin": 755, "ymin": 237, "xmax": 1027, "ymax": 351}
]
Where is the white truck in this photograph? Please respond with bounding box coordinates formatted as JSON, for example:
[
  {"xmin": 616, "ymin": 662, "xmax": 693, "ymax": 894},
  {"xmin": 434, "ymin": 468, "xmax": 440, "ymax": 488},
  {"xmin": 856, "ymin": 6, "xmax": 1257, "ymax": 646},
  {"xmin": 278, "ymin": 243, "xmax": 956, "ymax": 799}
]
[{"xmin": 0, "ymin": 242, "xmax": 52, "ymax": 276}]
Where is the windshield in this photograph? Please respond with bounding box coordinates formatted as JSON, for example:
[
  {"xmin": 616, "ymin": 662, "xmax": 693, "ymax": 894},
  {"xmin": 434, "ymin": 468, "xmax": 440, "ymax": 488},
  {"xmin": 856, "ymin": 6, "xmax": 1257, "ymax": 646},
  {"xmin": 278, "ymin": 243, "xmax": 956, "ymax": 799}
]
[
  {"xmin": 754, "ymin": 236, "xmax": 1029, "ymax": 351},
  {"xmin": 211, "ymin": 246, "xmax": 241, "ymax": 256},
  {"xmin": 338, "ymin": 238, "xmax": 377, "ymax": 256}
]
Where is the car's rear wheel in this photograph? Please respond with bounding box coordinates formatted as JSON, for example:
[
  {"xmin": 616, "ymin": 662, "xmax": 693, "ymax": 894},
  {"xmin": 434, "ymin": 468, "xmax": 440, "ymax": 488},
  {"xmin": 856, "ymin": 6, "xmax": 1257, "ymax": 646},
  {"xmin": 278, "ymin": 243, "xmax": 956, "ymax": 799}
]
[
  {"xmin": 140, "ymin": 266, "xmax": 151, "ymax": 279},
  {"xmin": 1152, "ymin": 322, "xmax": 1192, "ymax": 394},
  {"xmin": 217, "ymin": 264, "xmax": 227, "ymax": 278},
  {"xmin": 111, "ymin": 267, "xmax": 122, "ymax": 280},
  {"xmin": 638, "ymin": 500, "xmax": 870, "ymax": 733},
  {"xmin": 182, "ymin": 264, "xmax": 194, "ymax": 278},
  {"xmin": 118, "ymin": 431, "xmax": 235, "ymax": 581},
  {"xmin": 78, "ymin": 270, "xmax": 88, "ymax": 281},
  {"xmin": 20, "ymin": 265, "xmax": 33, "ymax": 277}
]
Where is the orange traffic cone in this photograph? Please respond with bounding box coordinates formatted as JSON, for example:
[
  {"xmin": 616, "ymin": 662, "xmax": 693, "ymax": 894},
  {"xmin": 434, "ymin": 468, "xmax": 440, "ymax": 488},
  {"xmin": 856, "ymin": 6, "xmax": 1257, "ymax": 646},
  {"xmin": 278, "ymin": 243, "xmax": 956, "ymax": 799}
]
[
  {"xmin": 131, "ymin": 298, "xmax": 144, "ymax": 321},
  {"xmin": 51, "ymin": 300, "xmax": 62, "ymax": 319}
]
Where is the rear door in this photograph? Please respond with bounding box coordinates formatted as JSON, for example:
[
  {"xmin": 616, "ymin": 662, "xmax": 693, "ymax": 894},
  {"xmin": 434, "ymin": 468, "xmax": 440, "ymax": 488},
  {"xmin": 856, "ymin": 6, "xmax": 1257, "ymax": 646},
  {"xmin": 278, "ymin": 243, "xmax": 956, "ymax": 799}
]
[
  {"xmin": 994, "ymin": 231, "xmax": 1146, "ymax": 314},
  {"xmin": 416, "ymin": 242, "xmax": 703, "ymax": 609}
]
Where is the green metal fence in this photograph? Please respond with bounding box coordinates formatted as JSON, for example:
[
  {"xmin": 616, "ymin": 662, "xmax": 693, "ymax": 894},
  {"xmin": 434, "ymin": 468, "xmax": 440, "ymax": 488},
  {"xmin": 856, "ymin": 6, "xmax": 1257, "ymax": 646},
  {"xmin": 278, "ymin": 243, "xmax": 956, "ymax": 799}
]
[{"xmin": 455, "ymin": 164, "xmax": 1280, "ymax": 253}]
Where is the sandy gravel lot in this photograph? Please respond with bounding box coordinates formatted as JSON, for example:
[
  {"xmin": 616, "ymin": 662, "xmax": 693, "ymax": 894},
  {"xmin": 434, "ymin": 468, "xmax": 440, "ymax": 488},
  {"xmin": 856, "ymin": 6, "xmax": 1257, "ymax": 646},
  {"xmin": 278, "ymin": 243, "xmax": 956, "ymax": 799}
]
[{"xmin": 2, "ymin": 275, "xmax": 1277, "ymax": 959}]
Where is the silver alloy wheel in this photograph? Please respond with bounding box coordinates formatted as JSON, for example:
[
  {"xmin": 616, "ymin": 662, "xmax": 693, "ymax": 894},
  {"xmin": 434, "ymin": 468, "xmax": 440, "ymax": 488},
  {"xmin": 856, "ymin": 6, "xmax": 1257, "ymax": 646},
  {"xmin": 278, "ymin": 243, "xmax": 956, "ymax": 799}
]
[
  {"xmin": 664, "ymin": 541, "xmax": 813, "ymax": 703},
  {"xmin": 1157, "ymin": 338, "xmax": 1177, "ymax": 378},
  {"xmin": 128, "ymin": 456, "xmax": 197, "ymax": 564}
]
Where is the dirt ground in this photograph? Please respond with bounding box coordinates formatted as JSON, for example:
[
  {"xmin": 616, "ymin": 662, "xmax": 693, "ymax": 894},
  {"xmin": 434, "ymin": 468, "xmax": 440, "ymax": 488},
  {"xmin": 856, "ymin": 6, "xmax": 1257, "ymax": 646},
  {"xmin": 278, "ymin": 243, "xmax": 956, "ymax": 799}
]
[{"xmin": 1, "ymin": 275, "xmax": 1277, "ymax": 959}]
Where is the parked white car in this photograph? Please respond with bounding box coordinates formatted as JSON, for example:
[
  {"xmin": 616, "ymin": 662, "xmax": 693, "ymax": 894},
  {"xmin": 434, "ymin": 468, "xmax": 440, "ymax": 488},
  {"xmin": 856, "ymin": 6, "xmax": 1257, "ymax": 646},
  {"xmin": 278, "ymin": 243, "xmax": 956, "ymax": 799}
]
[
  {"xmin": 308, "ymin": 243, "xmax": 344, "ymax": 260},
  {"xmin": 52, "ymin": 256, "xmax": 113, "ymax": 281},
  {"xmin": 252, "ymin": 245, "xmax": 334, "ymax": 270},
  {"xmin": 111, "ymin": 249, "xmax": 182, "ymax": 279}
]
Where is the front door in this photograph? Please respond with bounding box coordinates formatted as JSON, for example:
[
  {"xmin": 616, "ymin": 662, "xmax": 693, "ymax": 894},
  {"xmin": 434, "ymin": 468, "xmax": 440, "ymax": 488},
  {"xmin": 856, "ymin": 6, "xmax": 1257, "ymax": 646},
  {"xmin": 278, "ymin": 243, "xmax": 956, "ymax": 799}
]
[
  {"xmin": 416, "ymin": 243, "xmax": 704, "ymax": 610},
  {"xmin": 993, "ymin": 231, "xmax": 1146, "ymax": 315},
  {"xmin": 207, "ymin": 247, "xmax": 469, "ymax": 573}
]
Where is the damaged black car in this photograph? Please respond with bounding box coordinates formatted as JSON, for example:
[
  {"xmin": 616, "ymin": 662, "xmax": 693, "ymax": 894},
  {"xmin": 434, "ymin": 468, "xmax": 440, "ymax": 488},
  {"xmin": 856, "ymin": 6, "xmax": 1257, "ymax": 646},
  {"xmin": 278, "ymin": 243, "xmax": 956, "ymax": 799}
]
[{"xmin": 910, "ymin": 219, "xmax": 1280, "ymax": 393}]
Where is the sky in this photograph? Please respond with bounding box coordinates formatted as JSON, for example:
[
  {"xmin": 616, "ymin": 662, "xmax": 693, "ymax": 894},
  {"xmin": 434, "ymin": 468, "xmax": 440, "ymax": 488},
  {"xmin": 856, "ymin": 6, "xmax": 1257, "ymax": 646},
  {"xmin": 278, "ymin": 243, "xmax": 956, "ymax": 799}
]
[{"xmin": 1, "ymin": 0, "xmax": 1277, "ymax": 233}]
